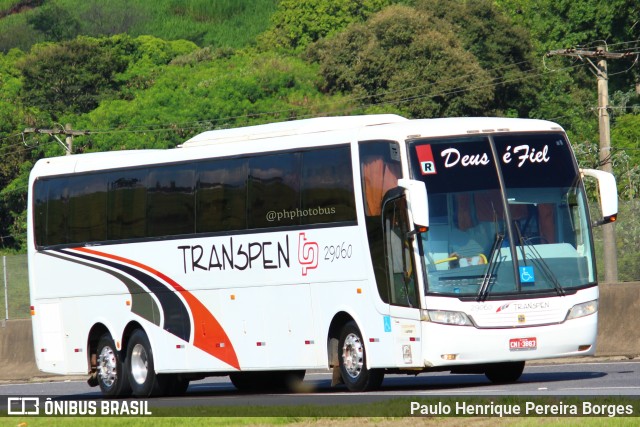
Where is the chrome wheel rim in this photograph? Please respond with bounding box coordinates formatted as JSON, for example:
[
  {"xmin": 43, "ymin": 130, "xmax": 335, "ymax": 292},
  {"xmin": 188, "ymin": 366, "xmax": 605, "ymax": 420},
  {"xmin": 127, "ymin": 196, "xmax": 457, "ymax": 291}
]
[
  {"xmin": 98, "ymin": 345, "xmax": 117, "ymax": 388},
  {"xmin": 130, "ymin": 343, "xmax": 149, "ymax": 385},
  {"xmin": 341, "ymin": 332, "xmax": 364, "ymax": 379}
]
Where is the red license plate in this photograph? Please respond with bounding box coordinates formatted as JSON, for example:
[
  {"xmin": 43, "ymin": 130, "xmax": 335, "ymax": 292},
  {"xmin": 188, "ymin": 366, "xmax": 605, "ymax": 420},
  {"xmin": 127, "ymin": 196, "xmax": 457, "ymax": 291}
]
[{"xmin": 509, "ymin": 337, "xmax": 537, "ymax": 351}]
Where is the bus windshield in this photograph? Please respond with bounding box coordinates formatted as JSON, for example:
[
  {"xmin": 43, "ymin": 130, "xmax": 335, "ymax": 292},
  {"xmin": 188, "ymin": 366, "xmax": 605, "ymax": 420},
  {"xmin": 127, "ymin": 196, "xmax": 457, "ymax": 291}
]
[{"xmin": 409, "ymin": 133, "xmax": 595, "ymax": 298}]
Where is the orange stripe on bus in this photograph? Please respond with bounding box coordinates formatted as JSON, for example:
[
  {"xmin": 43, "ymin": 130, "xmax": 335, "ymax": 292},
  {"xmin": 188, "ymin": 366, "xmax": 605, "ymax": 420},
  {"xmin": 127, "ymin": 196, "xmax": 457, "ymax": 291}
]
[{"xmin": 73, "ymin": 247, "xmax": 240, "ymax": 370}]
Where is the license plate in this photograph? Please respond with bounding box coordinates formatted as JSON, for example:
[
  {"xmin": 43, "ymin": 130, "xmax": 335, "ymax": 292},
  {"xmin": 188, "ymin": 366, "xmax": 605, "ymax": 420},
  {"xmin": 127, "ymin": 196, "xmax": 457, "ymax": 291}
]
[{"xmin": 509, "ymin": 337, "xmax": 537, "ymax": 351}]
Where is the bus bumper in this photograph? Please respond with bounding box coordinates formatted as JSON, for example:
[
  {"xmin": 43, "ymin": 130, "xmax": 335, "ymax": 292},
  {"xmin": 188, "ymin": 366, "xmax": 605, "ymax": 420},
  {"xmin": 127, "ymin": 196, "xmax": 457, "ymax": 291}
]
[{"xmin": 421, "ymin": 313, "xmax": 598, "ymax": 368}]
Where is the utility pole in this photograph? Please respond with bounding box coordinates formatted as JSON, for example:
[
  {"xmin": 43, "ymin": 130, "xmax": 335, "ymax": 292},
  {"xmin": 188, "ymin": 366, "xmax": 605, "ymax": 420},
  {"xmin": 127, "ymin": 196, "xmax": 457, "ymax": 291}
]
[
  {"xmin": 22, "ymin": 123, "xmax": 90, "ymax": 155},
  {"xmin": 546, "ymin": 46, "xmax": 635, "ymax": 283}
]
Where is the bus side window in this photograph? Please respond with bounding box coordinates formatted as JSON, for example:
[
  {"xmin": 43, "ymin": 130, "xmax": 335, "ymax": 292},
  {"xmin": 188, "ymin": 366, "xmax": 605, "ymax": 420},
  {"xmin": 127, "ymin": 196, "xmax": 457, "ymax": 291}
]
[
  {"xmin": 33, "ymin": 179, "xmax": 50, "ymax": 247},
  {"xmin": 46, "ymin": 177, "xmax": 70, "ymax": 245},
  {"xmin": 300, "ymin": 146, "xmax": 356, "ymax": 224},
  {"xmin": 107, "ymin": 170, "xmax": 147, "ymax": 240},
  {"xmin": 68, "ymin": 174, "xmax": 108, "ymax": 243},
  {"xmin": 248, "ymin": 152, "xmax": 301, "ymax": 229},
  {"xmin": 197, "ymin": 158, "xmax": 248, "ymax": 233},
  {"xmin": 146, "ymin": 165, "xmax": 195, "ymax": 237}
]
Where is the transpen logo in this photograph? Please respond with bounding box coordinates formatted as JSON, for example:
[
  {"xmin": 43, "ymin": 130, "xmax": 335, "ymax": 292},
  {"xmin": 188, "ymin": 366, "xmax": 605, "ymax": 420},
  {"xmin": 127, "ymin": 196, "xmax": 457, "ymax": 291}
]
[
  {"xmin": 298, "ymin": 232, "xmax": 318, "ymax": 276},
  {"xmin": 416, "ymin": 145, "xmax": 437, "ymax": 175},
  {"xmin": 496, "ymin": 303, "xmax": 510, "ymax": 313}
]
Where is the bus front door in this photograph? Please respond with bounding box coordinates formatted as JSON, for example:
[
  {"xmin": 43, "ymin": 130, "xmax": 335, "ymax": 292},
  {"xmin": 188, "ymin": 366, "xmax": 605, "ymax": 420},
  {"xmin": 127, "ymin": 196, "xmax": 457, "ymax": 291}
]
[{"xmin": 382, "ymin": 195, "xmax": 423, "ymax": 367}]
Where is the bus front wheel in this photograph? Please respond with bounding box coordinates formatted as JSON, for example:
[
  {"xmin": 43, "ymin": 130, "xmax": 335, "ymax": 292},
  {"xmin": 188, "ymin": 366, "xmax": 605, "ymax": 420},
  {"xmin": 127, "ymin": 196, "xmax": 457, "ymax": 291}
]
[
  {"xmin": 484, "ymin": 361, "xmax": 525, "ymax": 384},
  {"xmin": 338, "ymin": 321, "xmax": 384, "ymax": 392},
  {"xmin": 96, "ymin": 334, "xmax": 131, "ymax": 397}
]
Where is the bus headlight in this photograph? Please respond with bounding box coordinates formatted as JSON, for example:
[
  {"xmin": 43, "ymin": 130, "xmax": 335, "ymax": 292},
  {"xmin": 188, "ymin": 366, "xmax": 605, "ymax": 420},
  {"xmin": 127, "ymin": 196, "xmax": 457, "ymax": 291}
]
[
  {"xmin": 422, "ymin": 310, "xmax": 473, "ymax": 326},
  {"xmin": 566, "ymin": 300, "xmax": 598, "ymax": 320}
]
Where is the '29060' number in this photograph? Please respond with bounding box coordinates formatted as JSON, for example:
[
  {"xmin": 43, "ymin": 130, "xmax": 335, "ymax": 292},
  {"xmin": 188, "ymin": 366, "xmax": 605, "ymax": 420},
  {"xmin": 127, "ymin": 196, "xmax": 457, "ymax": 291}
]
[{"xmin": 324, "ymin": 243, "xmax": 353, "ymax": 262}]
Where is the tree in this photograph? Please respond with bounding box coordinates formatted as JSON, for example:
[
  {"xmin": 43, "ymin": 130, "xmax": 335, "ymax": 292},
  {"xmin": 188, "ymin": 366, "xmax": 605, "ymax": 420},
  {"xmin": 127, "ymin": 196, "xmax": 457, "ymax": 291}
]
[
  {"xmin": 16, "ymin": 35, "xmax": 197, "ymax": 120},
  {"xmin": 17, "ymin": 38, "xmax": 128, "ymax": 119},
  {"xmin": 415, "ymin": 0, "xmax": 540, "ymax": 117},
  {"xmin": 307, "ymin": 5, "xmax": 494, "ymax": 118},
  {"xmin": 69, "ymin": 50, "xmax": 350, "ymax": 152},
  {"xmin": 26, "ymin": 2, "xmax": 80, "ymax": 42},
  {"xmin": 258, "ymin": 0, "xmax": 392, "ymax": 53}
]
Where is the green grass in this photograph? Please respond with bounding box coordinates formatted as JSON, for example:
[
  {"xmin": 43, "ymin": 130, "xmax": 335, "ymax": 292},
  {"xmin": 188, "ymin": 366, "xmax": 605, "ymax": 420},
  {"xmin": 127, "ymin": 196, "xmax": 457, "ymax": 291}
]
[
  {"xmin": 3, "ymin": 396, "xmax": 638, "ymax": 423},
  {"xmin": 1, "ymin": 415, "xmax": 639, "ymax": 426},
  {"xmin": 0, "ymin": 0, "xmax": 22, "ymax": 12},
  {"xmin": 0, "ymin": 0, "xmax": 278, "ymax": 52},
  {"xmin": 2, "ymin": 413, "xmax": 639, "ymax": 426}
]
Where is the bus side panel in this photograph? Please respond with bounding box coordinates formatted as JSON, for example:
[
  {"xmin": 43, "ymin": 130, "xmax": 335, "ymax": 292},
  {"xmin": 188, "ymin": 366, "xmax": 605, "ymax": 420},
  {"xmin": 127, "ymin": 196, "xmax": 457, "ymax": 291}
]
[
  {"xmin": 30, "ymin": 251, "xmax": 147, "ymax": 375},
  {"xmin": 183, "ymin": 283, "xmax": 317, "ymax": 372},
  {"xmin": 262, "ymin": 283, "xmax": 317, "ymax": 369}
]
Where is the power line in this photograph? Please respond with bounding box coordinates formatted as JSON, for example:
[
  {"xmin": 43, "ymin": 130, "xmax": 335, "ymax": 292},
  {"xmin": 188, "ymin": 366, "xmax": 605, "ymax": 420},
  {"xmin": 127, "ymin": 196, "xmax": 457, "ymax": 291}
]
[
  {"xmin": 23, "ymin": 125, "xmax": 90, "ymax": 156},
  {"xmin": 0, "ymin": 45, "xmax": 633, "ymax": 153}
]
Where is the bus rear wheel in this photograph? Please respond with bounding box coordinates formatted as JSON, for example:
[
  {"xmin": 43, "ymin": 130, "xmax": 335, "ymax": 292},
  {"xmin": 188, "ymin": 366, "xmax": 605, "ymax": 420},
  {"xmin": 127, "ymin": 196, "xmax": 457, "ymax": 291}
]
[
  {"xmin": 338, "ymin": 321, "xmax": 384, "ymax": 392},
  {"xmin": 126, "ymin": 329, "xmax": 161, "ymax": 397},
  {"xmin": 96, "ymin": 334, "xmax": 131, "ymax": 397},
  {"xmin": 485, "ymin": 361, "xmax": 525, "ymax": 384}
]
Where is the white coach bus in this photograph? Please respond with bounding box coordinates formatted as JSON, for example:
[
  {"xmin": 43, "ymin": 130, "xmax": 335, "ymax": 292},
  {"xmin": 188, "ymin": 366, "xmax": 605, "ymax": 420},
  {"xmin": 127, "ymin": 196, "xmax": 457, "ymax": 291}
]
[{"xmin": 27, "ymin": 115, "xmax": 618, "ymax": 397}]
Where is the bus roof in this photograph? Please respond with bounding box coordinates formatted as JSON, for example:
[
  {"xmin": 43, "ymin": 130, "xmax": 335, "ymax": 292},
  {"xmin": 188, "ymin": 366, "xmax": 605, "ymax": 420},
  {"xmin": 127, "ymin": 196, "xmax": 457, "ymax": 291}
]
[
  {"xmin": 179, "ymin": 114, "xmax": 408, "ymax": 147},
  {"xmin": 30, "ymin": 115, "xmax": 565, "ymax": 178}
]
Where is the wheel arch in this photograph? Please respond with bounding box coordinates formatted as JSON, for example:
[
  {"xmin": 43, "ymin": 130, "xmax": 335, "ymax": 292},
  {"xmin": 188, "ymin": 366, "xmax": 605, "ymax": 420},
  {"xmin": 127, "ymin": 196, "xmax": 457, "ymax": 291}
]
[
  {"xmin": 326, "ymin": 311, "xmax": 356, "ymax": 367},
  {"xmin": 87, "ymin": 322, "xmax": 111, "ymax": 373},
  {"xmin": 120, "ymin": 320, "xmax": 145, "ymax": 359},
  {"xmin": 87, "ymin": 320, "xmax": 145, "ymax": 371}
]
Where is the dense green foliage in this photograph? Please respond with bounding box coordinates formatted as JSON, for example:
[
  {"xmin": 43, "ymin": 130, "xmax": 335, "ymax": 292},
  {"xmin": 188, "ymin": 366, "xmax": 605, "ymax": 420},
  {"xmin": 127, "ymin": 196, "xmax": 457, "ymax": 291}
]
[
  {"xmin": 0, "ymin": 0, "xmax": 639, "ymax": 281},
  {"xmin": 0, "ymin": 0, "xmax": 278, "ymax": 52},
  {"xmin": 258, "ymin": 0, "xmax": 393, "ymax": 53}
]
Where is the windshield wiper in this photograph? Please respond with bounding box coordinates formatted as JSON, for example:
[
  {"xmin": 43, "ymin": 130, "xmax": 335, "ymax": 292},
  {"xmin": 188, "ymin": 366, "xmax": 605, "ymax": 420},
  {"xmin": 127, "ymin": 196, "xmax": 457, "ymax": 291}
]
[
  {"xmin": 477, "ymin": 232, "xmax": 504, "ymax": 301},
  {"xmin": 513, "ymin": 222, "xmax": 565, "ymax": 297}
]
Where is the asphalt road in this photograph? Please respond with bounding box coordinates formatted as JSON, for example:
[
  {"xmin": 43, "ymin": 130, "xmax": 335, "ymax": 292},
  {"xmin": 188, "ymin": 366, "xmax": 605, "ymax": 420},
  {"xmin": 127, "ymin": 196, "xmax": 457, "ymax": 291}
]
[{"xmin": 2, "ymin": 359, "xmax": 639, "ymax": 404}]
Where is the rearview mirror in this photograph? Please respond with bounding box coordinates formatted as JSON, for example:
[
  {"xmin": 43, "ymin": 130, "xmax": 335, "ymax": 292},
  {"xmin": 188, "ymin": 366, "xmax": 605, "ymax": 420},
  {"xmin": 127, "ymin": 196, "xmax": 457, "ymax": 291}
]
[
  {"xmin": 580, "ymin": 168, "xmax": 618, "ymax": 226},
  {"xmin": 398, "ymin": 178, "xmax": 429, "ymax": 230}
]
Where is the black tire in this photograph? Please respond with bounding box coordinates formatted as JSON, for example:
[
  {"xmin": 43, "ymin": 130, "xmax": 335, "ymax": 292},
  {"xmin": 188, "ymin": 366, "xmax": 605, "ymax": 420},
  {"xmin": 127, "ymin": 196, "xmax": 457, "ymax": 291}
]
[
  {"xmin": 229, "ymin": 372, "xmax": 259, "ymax": 392},
  {"xmin": 125, "ymin": 329, "xmax": 161, "ymax": 397},
  {"xmin": 485, "ymin": 361, "xmax": 525, "ymax": 384},
  {"xmin": 230, "ymin": 370, "xmax": 305, "ymax": 393},
  {"xmin": 157, "ymin": 374, "xmax": 190, "ymax": 396},
  {"xmin": 96, "ymin": 334, "xmax": 131, "ymax": 397},
  {"xmin": 338, "ymin": 321, "xmax": 384, "ymax": 392}
]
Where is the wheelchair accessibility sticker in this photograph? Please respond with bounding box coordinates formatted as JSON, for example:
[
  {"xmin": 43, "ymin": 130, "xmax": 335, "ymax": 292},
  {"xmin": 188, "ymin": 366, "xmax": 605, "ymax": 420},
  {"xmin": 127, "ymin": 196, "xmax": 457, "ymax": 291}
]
[
  {"xmin": 383, "ymin": 315, "xmax": 392, "ymax": 332},
  {"xmin": 519, "ymin": 266, "xmax": 535, "ymax": 285}
]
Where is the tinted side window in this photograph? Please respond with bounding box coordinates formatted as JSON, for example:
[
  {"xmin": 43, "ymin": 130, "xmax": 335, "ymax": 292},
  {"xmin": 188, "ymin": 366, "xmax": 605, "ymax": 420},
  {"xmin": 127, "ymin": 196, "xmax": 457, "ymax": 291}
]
[
  {"xmin": 248, "ymin": 153, "xmax": 301, "ymax": 229},
  {"xmin": 33, "ymin": 180, "xmax": 49, "ymax": 247},
  {"xmin": 107, "ymin": 170, "xmax": 147, "ymax": 240},
  {"xmin": 46, "ymin": 177, "xmax": 70, "ymax": 246},
  {"xmin": 300, "ymin": 146, "xmax": 356, "ymax": 224},
  {"xmin": 68, "ymin": 174, "xmax": 107, "ymax": 243},
  {"xmin": 197, "ymin": 158, "xmax": 247, "ymax": 233},
  {"xmin": 147, "ymin": 165, "xmax": 195, "ymax": 237}
]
